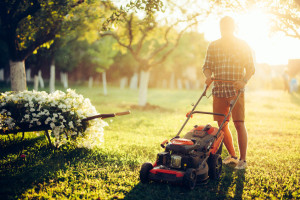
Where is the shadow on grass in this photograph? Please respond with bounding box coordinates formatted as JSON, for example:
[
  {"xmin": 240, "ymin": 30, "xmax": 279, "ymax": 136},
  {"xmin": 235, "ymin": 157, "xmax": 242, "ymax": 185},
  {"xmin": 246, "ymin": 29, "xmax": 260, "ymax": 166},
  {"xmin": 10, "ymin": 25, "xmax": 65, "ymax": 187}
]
[
  {"xmin": 124, "ymin": 165, "xmax": 246, "ymax": 200},
  {"xmin": 0, "ymin": 136, "xmax": 94, "ymax": 200}
]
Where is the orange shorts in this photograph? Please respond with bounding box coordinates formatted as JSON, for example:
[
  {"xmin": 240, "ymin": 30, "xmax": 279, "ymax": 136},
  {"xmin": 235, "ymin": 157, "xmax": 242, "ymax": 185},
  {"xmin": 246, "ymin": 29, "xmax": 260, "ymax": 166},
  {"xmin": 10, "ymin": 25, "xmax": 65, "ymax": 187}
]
[{"xmin": 213, "ymin": 93, "xmax": 245, "ymax": 122}]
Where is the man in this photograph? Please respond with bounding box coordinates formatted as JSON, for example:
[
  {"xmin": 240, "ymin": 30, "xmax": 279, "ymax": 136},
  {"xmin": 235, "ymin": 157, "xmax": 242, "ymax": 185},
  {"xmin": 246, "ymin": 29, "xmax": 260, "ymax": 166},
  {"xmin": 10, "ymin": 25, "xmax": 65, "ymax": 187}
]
[{"xmin": 203, "ymin": 16, "xmax": 255, "ymax": 169}]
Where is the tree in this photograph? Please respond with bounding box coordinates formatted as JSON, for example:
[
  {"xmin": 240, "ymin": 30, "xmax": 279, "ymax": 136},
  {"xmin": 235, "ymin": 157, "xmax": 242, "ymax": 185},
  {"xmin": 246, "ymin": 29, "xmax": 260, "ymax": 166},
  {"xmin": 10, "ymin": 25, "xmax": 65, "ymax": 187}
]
[
  {"xmin": 101, "ymin": 1, "xmax": 211, "ymax": 106},
  {"xmin": 270, "ymin": 0, "xmax": 300, "ymax": 39},
  {"xmin": 0, "ymin": 0, "xmax": 87, "ymax": 91},
  {"xmin": 0, "ymin": 0, "xmax": 162, "ymax": 91}
]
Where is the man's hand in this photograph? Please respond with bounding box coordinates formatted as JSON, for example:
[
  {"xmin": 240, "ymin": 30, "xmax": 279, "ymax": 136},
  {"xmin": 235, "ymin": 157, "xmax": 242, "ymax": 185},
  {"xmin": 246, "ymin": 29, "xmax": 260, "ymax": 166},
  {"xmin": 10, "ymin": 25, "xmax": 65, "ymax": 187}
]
[
  {"xmin": 233, "ymin": 80, "xmax": 246, "ymax": 90},
  {"xmin": 205, "ymin": 77, "xmax": 213, "ymax": 86}
]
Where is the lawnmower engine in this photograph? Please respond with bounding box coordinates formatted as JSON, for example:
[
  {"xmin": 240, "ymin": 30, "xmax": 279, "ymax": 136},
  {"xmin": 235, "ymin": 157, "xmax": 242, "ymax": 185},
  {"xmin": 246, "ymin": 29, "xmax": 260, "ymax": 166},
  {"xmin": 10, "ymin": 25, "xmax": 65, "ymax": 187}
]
[{"xmin": 140, "ymin": 124, "xmax": 224, "ymax": 189}]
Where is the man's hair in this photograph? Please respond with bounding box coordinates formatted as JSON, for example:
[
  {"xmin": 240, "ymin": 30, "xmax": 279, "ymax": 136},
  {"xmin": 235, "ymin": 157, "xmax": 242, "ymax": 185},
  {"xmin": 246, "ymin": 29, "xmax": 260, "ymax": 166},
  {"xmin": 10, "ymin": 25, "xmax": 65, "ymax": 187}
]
[{"xmin": 220, "ymin": 16, "xmax": 235, "ymax": 35}]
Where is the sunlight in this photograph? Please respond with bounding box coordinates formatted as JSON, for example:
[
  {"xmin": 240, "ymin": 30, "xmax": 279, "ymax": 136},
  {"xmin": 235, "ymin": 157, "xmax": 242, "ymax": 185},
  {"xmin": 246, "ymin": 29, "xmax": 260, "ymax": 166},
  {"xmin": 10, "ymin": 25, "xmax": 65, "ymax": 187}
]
[{"xmin": 201, "ymin": 7, "xmax": 300, "ymax": 65}]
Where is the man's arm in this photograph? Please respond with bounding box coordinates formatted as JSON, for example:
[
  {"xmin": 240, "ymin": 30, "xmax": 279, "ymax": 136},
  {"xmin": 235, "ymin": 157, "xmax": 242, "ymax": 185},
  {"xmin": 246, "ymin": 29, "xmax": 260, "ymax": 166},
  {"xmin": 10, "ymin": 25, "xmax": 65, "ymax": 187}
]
[
  {"xmin": 233, "ymin": 67, "xmax": 254, "ymax": 90},
  {"xmin": 202, "ymin": 43, "xmax": 213, "ymax": 86},
  {"xmin": 203, "ymin": 68, "xmax": 213, "ymax": 86},
  {"xmin": 234, "ymin": 43, "xmax": 255, "ymax": 90}
]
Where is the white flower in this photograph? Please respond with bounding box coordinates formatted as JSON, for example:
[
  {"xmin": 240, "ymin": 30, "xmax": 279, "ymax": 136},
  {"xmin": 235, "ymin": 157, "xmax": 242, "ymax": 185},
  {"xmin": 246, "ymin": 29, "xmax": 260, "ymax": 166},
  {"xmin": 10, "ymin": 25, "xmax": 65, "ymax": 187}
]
[
  {"xmin": 68, "ymin": 121, "xmax": 74, "ymax": 129},
  {"xmin": 50, "ymin": 122, "xmax": 55, "ymax": 129}
]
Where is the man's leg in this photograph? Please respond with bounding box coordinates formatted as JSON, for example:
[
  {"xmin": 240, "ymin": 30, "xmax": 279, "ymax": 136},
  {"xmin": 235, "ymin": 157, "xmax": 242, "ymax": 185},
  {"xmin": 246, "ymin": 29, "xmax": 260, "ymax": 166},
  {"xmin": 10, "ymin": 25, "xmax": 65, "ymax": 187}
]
[
  {"xmin": 233, "ymin": 121, "xmax": 248, "ymax": 161},
  {"xmin": 218, "ymin": 121, "xmax": 236, "ymax": 157}
]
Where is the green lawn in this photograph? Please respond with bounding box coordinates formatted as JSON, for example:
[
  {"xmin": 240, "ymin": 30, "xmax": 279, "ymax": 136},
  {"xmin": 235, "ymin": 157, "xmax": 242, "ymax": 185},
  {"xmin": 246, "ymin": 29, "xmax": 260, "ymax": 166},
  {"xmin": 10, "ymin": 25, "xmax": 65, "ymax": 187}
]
[{"xmin": 0, "ymin": 87, "xmax": 299, "ymax": 199}]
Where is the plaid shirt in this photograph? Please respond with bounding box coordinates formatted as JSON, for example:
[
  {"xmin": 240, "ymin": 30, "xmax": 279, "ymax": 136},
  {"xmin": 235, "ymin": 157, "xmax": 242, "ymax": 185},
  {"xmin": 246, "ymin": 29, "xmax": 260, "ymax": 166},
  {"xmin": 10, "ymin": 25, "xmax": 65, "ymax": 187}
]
[{"xmin": 203, "ymin": 36, "xmax": 255, "ymax": 98}]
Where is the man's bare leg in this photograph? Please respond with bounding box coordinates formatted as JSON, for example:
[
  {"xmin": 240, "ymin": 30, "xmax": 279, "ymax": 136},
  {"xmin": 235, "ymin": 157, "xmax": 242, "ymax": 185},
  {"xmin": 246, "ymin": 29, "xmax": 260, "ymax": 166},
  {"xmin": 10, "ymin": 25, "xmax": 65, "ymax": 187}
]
[
  {"xmin": 218, "ymin": 121, "xmax": 236, "ymax": 157},
  {"xmin": 234, "ymin": 121, "xmax": 248, "ymax": 161}
]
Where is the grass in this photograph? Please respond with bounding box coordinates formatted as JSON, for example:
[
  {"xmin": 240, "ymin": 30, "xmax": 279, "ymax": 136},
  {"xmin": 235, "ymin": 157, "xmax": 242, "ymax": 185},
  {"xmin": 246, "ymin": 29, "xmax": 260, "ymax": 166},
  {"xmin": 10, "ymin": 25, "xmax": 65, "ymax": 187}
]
[{"xmin": 0, "ymin": 86, "xmax": 299, "ymax": 199}]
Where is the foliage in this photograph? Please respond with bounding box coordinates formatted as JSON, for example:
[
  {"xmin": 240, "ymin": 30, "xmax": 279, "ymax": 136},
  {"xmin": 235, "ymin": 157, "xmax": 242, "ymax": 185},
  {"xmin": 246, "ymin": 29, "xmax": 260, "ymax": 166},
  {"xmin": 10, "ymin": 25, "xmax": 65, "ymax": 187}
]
[
  {"xmin": 101, "ymin": 0, "xmax": 207, "ymax": 71},
  {"xmin": 109, "ymin": 51, "xmax": 139, "ymax": 79},
  {"xmin": 88, "ymin": 36, "xmax": 119, "ymax": 72},
  {"xmin": 0, "ymin": 87, "xmax": 299, "ymax": 199},
  {"xmin": 0, "ymin": 0, "xmax": 84, "ymax": 61},
  {"xmin": 163, "ymin": 31, "xmax": 208, "ymax": 73},
  {"xmin": 0, "ymin": 89, "xmax": 107, "ymax": 148}
]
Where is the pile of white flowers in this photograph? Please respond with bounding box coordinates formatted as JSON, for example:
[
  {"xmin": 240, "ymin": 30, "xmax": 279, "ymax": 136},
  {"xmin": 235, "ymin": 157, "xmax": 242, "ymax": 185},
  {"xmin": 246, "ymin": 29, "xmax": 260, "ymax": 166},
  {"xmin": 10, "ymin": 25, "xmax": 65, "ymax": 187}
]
[{"xmin": 0, "ymin": 89, "xmax": 107, "ymax": 148}]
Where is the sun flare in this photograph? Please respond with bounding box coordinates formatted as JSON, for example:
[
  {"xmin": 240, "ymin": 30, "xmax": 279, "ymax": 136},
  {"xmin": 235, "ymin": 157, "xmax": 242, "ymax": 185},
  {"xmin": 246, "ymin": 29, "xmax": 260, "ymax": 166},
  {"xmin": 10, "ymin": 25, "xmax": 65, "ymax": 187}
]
[{"xmin": 201, "ymin": 7, "xmax": 300, "ymax": 65}]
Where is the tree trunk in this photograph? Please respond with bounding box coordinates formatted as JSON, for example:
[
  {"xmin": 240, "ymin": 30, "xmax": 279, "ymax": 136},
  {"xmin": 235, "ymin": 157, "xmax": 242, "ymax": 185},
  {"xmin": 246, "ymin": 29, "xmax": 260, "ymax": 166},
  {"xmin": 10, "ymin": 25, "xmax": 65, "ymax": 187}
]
[
  {"xmin": 0, "ymin": 68, "xmax": 4, "ymax": 81},
  {"xmin": 63, "ymin": 73, "xmax": 68, "ymax": 89},
  {"xmin": 34, "ymin": 75, "xmax": 39, "ymax": 91},
  {"xmin": 120, "ymin": 77, "xmax": 128, "ymax": 89},
  {"xmin": 102, "ymin": 72, "xmax": 107, "ymax": 96},
  {"xmin": 138, "ymin": 70, "xmax": 150, "ymax": 106},
  {"xmin": 130, "ymin": 72, "xmax": 138, "ymax": 90},
  {"xmin": 184, "ymin": 79, "xmax": 190, "ymax": 90},
  {"xmin": 26, "ymin": 69, "xmax": 31, "ymax": 82},
  {"xmin": 38, "ymin": 70, "xmax": 44, "ymax": 88},
  {"xmin": 10, "ymin": 60, "xmax": 27, "ymax": 91},
  {"xmin": 88, "ymin": 76, "xmax": 93, "ymax": 88},
  {"xmin": 49, "ymin": 62, "xmax": 55, "ymax": 93},
  {"xmin": 170, "ymin": 72, "xmax": 175, "ymax": 89},
  {"xmin": 177, "ymin": 79, "xmax": 182, "ymax": 90},
  {"xmin": 60, "ymin": 72, "xmax": 68, "ymax": 89}
]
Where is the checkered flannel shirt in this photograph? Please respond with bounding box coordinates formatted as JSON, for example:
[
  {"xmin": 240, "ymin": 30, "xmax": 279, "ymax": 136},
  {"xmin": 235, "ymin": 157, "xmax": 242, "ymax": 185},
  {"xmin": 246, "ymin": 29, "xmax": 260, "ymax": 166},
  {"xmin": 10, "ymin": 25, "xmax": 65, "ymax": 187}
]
[{"xmin": 203, "ymin": 37, "xmax": 255, "ymax": 98}]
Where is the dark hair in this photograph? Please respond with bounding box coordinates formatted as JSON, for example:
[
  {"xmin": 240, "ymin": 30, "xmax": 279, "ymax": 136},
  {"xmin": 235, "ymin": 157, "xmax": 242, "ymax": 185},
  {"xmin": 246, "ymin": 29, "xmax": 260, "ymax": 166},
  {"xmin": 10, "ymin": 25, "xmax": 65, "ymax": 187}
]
[{"xmin": 220, "ymin": 16, "xmax": 235, "ymax": 34}]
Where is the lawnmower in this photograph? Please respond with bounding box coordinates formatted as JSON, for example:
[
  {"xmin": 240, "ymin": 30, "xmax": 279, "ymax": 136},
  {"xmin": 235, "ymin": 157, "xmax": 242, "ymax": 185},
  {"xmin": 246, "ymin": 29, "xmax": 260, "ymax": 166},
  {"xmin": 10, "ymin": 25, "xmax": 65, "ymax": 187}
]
[{"xmin": 139, "ymin": 79, "xmax": 242, "ymax": 189}]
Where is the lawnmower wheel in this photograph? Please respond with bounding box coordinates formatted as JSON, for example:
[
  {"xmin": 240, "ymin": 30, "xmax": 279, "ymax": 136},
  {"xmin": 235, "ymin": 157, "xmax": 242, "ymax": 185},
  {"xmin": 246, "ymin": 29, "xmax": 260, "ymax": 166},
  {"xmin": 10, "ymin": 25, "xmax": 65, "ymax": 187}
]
[
  {"xmin": 216, "ymin": 141, "xmax": 223, "ymax": 155},
  {"xmin": 183, "ymin": 168, "xmax": 197, "ymax": 190},
  {"xmin": 208, "ymin": 154, "xmax": 222, "ymax": 180},
  {"xmin": 140, "ymin": 162, "xmax": 153, "ymax": 183}
]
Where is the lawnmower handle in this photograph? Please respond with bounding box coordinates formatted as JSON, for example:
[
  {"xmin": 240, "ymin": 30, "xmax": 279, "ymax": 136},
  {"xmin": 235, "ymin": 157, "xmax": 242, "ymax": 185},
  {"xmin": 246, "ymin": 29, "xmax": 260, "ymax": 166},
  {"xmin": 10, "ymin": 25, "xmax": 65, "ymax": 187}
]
[{"xmin": 82, "ymin": 111, "xmax": 130, "ymax": 121}]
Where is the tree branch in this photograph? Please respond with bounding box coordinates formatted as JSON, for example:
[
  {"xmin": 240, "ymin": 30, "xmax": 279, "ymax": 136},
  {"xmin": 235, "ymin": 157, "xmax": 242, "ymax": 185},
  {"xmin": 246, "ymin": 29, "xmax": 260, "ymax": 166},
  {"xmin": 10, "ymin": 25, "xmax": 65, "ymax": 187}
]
[
  {"xmin": 147, "ymin": 19, "xmax": 187, "ymax": 61},
  {"xmin": 151, "ymin": 21, "xmax": 198, "ymax": 67},
  {"xmin": 100, "ymin": 32, "xmax": 131, "ymax": 49},
  {"xmin": 8, "ymin": 0, "xmax": 22, "ymax": 20},
  {"xmin": 135, "ymin": 23, "xmax": 155, "ymax": 55},
  {"xmin": 128, "ymin": 14, "xmax": 133, "ymax": 46},
  {"xmin": 18, "ymin": 26, "xmax": 59, "ymax": 60},
  {"xmin": 13, "ymin": 0, "xmax": 40, "ymax": 25}
]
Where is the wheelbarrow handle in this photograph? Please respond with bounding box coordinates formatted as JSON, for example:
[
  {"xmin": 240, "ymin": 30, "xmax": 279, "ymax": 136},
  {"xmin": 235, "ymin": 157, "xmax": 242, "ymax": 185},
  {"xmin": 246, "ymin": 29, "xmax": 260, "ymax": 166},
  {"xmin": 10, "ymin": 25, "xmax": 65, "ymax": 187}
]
[
  {"xmin": 82, "ymin": 111, "xmax": 130, "ymax": 121},
  {"xmin": 115, "ymin": 111, "xmax": 131, "ymax": 116}
]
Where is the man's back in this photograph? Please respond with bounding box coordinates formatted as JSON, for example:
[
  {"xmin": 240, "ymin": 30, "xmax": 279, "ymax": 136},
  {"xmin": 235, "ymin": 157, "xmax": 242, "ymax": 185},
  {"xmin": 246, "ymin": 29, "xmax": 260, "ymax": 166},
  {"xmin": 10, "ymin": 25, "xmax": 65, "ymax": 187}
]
[{"xmin": 203, "ymin": 36, "xmax": 254, "ymax": 98}]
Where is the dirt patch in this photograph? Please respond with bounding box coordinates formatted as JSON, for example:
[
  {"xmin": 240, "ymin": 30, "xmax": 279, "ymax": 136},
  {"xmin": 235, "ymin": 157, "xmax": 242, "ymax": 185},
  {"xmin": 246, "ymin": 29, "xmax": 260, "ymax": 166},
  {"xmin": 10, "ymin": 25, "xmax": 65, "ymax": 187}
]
[{"xmin": 129, "ymin": 103, "xmax": 172, "ymax": 112}]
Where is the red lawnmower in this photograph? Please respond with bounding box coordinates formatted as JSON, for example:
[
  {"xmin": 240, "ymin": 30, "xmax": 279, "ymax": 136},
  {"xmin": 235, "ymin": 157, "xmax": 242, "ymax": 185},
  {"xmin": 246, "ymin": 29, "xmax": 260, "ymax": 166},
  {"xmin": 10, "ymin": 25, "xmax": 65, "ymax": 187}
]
[{"xmin": 139, "ymin": 79, "xmax": 242, "ymax": 189}]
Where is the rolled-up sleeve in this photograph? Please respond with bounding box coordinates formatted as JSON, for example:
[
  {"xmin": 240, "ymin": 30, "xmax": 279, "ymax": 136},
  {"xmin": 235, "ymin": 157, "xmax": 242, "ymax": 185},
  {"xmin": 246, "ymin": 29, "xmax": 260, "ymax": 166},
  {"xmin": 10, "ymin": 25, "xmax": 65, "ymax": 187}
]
[{"xmin": 203, "ymin": 43, "xmax": 214, "ymax": 72}]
